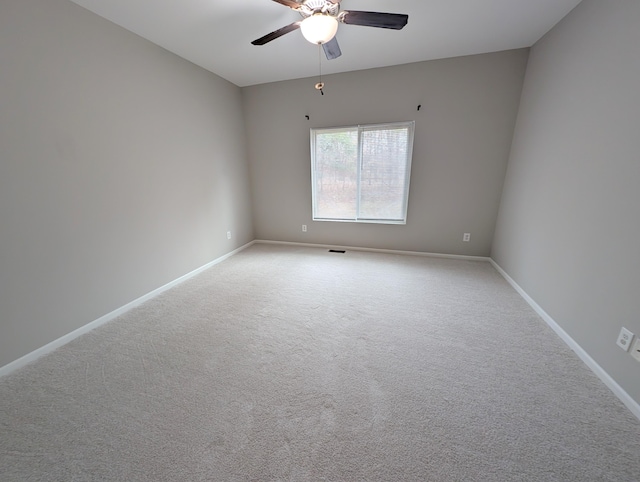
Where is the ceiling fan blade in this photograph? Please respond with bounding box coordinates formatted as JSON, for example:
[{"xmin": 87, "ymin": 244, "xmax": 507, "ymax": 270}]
[
  {"xmin": 323, "ymin": 37, "xmax": 342, "ymax": 60},
  {"xmin": 271, "ymin": 0, "xmax": 301, "ymax": 9},
  {"xmin": 341, "ymin": 11, "xmax": 408, "ymax": 30},
  {"xmin": 251, "ymin": 21, "xmax": 302, "ymax": 46}
]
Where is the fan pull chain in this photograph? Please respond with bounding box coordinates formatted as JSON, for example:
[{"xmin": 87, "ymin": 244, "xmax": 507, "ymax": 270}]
[{"xmin": 315, "ymin": 44, "xmax": 324, "ymax": 95}]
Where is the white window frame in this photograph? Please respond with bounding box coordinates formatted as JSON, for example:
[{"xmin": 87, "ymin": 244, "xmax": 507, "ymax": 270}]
[{"xmin": 310, "ymin": 121, "xmax": 415, "ymax": 224}]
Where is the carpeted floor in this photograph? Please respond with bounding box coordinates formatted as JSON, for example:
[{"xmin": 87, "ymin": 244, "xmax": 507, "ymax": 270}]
[{"xmin": 1, "ymin": 243, "xmax": 639, "ymax": 481}]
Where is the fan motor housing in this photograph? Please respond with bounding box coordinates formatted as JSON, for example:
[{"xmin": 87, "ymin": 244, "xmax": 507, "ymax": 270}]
[{"xmin": 300, "ymin": 0, "xmax": 340, "ymax": 18}]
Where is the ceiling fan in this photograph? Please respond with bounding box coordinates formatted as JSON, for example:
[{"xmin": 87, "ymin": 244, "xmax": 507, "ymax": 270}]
[{"xmin": 251, "ymin": 0, "xmax": 409, "ymax": 60}]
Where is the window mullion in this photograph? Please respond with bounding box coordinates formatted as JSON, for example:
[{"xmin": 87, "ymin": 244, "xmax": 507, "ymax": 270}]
[{"xmin": 356, "ymin": 126, "xmax": 363, "ymax": 221}]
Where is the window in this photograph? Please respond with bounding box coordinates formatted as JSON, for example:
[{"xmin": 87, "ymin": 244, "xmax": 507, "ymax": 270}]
[{"xmin": 310, "ymin": 121, "xmax": 415, "ymax": 224}]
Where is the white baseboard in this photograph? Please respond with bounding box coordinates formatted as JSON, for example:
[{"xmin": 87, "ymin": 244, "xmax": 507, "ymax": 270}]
[
  {"xmin": 0, "ymin": 241, "xmax": 255, "ymax": 378},
  {"xmin": 8, "ymin": 240, "xmax": 636, "ymax": 422},
  {"xmin": 255, "ymin": 239, "xmax": 490, "ymax": 262},
  {"xmin": 490, "ymin": 259, "xmax": 640, "ymax": 421}
]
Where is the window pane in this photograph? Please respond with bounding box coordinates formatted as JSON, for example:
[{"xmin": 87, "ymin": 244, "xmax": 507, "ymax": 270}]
[
  {"xmin": 311, "ymin": 121, "xmax": 414, "ymax": 224},
  {"xmin": 313, "ymin": 129, "xmax": 358, "ymax": 220},
  {"xmin": 359, "ymin": 127, "xmax": 409, "ymax": 220}
]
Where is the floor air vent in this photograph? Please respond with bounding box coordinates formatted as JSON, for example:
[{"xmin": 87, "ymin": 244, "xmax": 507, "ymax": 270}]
[{"xmin": 328, "ymin": 249, "xmax": 346, "ymax": 253}]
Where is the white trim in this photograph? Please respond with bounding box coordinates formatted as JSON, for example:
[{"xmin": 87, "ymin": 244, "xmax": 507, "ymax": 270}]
[
  {"xmin": 490, "ymin": 259, "xmax": 640, "ymax": 421},
  {"xmin": 255, "ymin": 239, "xmax": 490, "ymax": 262},
  {"xmin": 4, "ymin": 240, "xmax": 637, "ymax": 421},
  {"xmin": 0, "ymin": 241, "xmax": 255, "ymax": 378}
]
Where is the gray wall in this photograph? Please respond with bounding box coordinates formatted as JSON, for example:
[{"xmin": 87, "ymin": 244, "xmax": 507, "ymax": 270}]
[
  {"xmin": 493, "ymin": 0, "xmax": 640, "ymax": 403},
  {"xmin": 0, "ymin": 0, "xmax": 254, "ymax": 367},
  {"xmin": 243, "ymin": 50, "xmax": 528, "ymax": 256}
]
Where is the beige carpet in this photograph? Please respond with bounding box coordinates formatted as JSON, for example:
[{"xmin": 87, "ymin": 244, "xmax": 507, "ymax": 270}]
[{"xmin": 1, "ymin": 243, "xmax": 639, "ymax": 481}]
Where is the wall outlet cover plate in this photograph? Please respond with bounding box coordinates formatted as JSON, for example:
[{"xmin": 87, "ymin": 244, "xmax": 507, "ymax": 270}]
[
  {"xmin": 616, "ymin": 327, "xmax": 634, "ymax": 352},
  {"xmin": 631, "ymin": 338, "xmax": 640, "ymax": 363}
]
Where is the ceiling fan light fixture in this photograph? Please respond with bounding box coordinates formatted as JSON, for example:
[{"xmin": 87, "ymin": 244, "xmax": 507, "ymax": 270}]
[{"xmin": 300, "ymin": 14, "xmax": 338, "ymax": 45}]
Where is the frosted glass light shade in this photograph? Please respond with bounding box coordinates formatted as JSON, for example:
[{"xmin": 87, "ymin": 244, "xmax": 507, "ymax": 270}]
[{"xmin": 300, "ymin": 14, "xmax": 338, "ymax": 45}]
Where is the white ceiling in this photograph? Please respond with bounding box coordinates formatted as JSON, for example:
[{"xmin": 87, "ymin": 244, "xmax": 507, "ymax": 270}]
[{"xmin": 68, "ymin": 0, "xmax": 582, "ymax": 87}]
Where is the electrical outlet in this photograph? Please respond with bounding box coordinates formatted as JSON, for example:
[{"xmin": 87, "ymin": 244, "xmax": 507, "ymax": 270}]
[
  {"xmin": 226, "ymin": 231, "xmax": 231, "ymax": 240},
  {"xmin": 463, "ymin": 233, "xmax": 471, "ymax": 242},
  {"xmin": 631, "ymin": 338, "xmax": 640, "ymax": 363},
  {"xmin": 302, "ymin": 224, "xmax": 307, "ymax": 232},
  {"xmin": 616, "ymin": 327, "xmax": 634, "ymax": 352}
]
